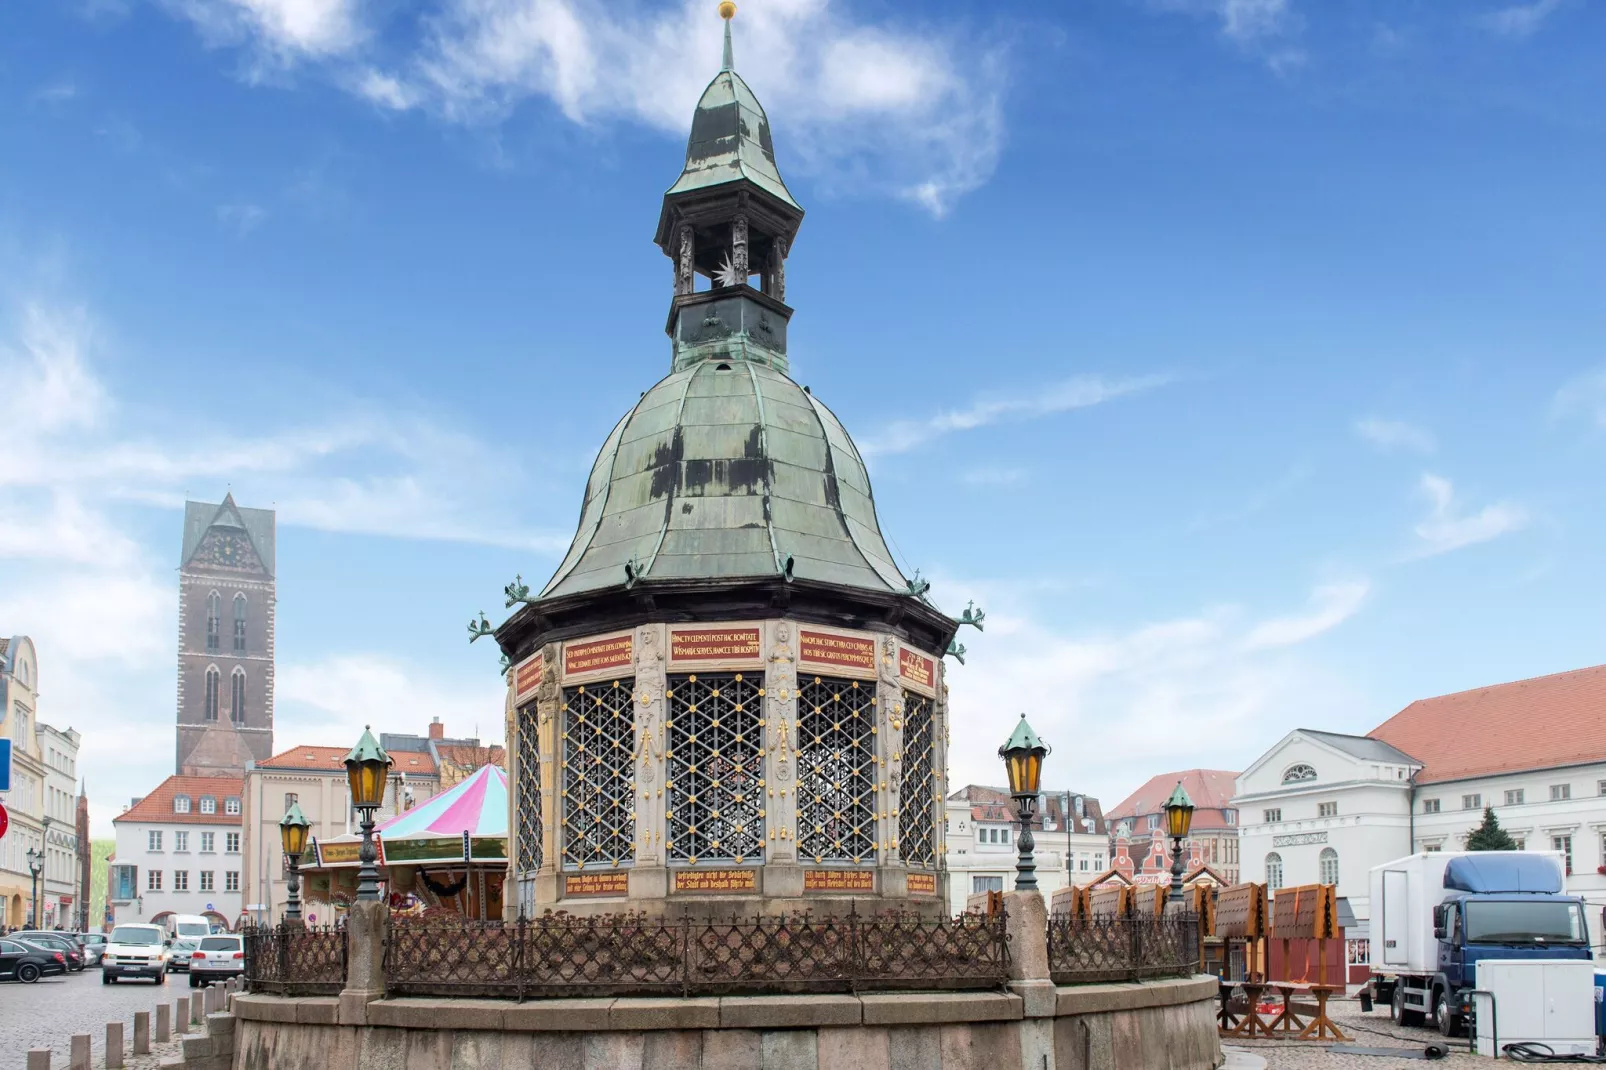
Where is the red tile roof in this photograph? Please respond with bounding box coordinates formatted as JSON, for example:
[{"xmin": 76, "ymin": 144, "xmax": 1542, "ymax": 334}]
[
  {"xmin": 258, "ymin": 744, "xmax": 437, "ymax": 774},
  {"xmin": 113, "ymin": 775, "xmax": 244, "ymax": 826},
  {"xmin": 1369, "ymin": 663, "xmax": 1606, "ymax": 784},
  {"xmin": 1106, "ymin": 770, "xmax": 1239, "ymax": 829}
]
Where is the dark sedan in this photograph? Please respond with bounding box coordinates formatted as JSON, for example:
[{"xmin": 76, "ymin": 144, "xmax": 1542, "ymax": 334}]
[
  {"xmin": 10, "ymin": 932, "xmax": 84, "ymax": 972},
  {"xmin": 1, "ymin": 938, "xmax": 69, "ymax": 983}
]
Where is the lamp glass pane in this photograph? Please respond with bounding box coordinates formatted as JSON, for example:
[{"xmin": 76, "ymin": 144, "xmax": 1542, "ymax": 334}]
[{"xmin": 1024, "ymin": 752, "xmax": 1042, "ymax": 794}]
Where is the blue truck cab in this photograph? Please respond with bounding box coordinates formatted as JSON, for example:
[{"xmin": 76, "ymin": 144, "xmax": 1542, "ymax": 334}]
[{"xmin": 1428, "ymin": 855, "xmax": 1591, "ymax": 1035}]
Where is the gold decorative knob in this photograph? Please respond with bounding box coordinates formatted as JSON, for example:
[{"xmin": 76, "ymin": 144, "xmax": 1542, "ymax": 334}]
[{"xmin": 718, "ymin": 1, "xmax": 737, "ymax": 18}]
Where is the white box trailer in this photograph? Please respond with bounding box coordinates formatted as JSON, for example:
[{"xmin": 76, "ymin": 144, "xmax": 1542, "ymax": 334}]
[{"xmin": 1470, "ymin": 960, "xmax": 1598, "ymax": 1058}]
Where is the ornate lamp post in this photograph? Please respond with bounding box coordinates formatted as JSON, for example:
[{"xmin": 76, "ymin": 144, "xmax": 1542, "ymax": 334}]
[
  {"xmin": 1163, "ymin": 782, "xmax": 1196, "ymax": 904},
  {"xmin": 998, "ymin": 714, "xmax": 1050, "ymax": 892},
  {"xmin": 279, "ymin": 801, "xmax": 312, "ymax": 924},
  {"xmin": 25, "ymin": 846, "xmax": 43, "ymax": 928},
  {"xmin": 344, "ymin": 727, "xmax": 393, "ymax": 902}
]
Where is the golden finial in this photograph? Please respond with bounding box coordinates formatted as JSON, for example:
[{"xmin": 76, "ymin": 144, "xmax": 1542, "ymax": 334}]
[
  {"xmin": 719, "ymin": 2, "xmax": 737, "ymax": 69},
  {"xmin": 718, "ymin": 1, "xmax": 737, "ymax": 19}
]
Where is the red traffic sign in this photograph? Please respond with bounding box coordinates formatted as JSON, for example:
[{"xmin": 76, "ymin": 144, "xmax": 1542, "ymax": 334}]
[{"xmin": 0, "ymin": 802, "xmax": 8, "ymax": 840}]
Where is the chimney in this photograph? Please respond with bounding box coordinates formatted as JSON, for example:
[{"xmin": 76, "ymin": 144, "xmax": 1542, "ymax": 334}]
[{"xmin": 429, "ymin": 717, "xmax": 444, "ymax": 740}]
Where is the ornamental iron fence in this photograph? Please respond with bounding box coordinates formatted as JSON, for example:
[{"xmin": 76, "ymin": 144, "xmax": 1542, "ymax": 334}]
[
  {"xmin": 384, "ymin": 910, "xmax": 1010, "ymax": 1000},
  {"xmin": 241, "ymin": 922, "xmax": 347, "ymax": 996},
  {"xmin": 1047, "ymin": 912, "xmax": 1199, "ymax": 985}
]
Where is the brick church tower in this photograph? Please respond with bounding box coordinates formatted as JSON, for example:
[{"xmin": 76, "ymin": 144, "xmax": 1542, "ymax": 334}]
[{"xmin": 176, "ymin": 494, "xmax": 275, "ymax": 776}]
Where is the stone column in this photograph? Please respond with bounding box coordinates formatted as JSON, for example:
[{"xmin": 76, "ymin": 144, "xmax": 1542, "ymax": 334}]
[
  {"xmin": 767, "ymin": 237, "xmax": 787, "ymax": 301},
  {"xmin": 934, "ymin": 667, "xmax": 952, "ymax": 914},
  {"xmin": 535, "ymin": 644, "xmax": 562, "ymax": 908},
  {"xmin": 339, "ymin": 898, "xmax": 388, "ymax": 1026},
  {"xmin": 154, "ymin": 1005, "xmax": 170, "ymax": 1044},
  {"xmin": 25, "ymin": 1051, "xmax": 48, "ymax": 1070},
  {"xmin": 731, "ymin": 212, "xmax": 749, "ymax": 283},
  {"xmin": 105, "ymin": 1023, "xmax": 124, "ymax": 1069},
  {"xmin": 1003, "ymin": 889, "xmax": 1056, "ymax": 1069},
  {"xmin": 763, "ymin": 620, "xmax": 802, "ymax": 897},
  {"xmin": 68, "ymin": 1035, "xmax": 89, "ymax": 1070},
  {"xmin": 875, "ymin": 636, "xmax": 906, "ymax": 899},
  {"xmin": 676, "ymin": 223, "xmax": 695, "ymax": 296},
  {"xmin": 132, "ymin": 1011, "xmax": 150, "ymax": 1055},
  {"xmin": 173, "ymin": 1000, "xmax": 189, "ymax": 1035},
  {"xmin": 630, "ymin": 625, "xmax": 668, "ymax": 902},
  {"xmin": 503, "ymin": 676, "xmax": 519, "ymax": 923}
]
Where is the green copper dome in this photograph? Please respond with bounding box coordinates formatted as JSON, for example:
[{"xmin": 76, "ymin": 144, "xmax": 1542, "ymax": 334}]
[{"xmin": 539, "ymin": 360, "xmax": 908, "ymax": 600}]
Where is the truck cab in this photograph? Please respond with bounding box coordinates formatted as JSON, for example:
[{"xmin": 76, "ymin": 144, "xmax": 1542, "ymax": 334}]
[{"xmin": 1432, "ymin": 889, "xmax": 1591, "ymax": 1029}]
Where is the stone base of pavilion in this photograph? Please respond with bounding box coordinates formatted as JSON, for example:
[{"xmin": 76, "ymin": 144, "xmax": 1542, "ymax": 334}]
[{"xmin": 231, "ymin": 976, "xmax": 1222, "ymax": 1070}]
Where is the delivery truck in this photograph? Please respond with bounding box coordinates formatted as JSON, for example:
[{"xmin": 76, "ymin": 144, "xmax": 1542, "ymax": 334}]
[{"xmin": 1369, "ymin": 851, "xmax": 1593, "ymax": 1039}]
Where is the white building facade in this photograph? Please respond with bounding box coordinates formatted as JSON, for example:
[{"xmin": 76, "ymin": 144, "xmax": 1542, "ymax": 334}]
[
  {"xmin": 110, "ymin": 775, "xmax": 246, "ymax": 932},
  {"xmin": 943, "ymin": 785, "xmax": 1108, "ymax": 907}
]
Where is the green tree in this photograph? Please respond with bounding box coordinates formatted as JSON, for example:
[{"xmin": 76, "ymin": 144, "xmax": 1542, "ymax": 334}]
[{"xmin": 1464, "ymin": 807, "xmax": 1517, "ymax": 851}]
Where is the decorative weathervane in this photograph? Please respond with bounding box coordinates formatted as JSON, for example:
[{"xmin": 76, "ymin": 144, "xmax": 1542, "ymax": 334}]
[
  {"xmin": 467, "ymin": 612, "xmax": 494, "ymax": 643},
  {"xmin": 945, "ymin": 639, "xmax": 967, "ymax": 664},
  {"xmin": 714, "ymin": 251, "xmax": 743, "ymax": 289},
  {"xmin": 905, "ymin": 569, "xmax": 931, "ymax": 598},
  {"xmin": 959, "ymin": 600, "xmax": 986, "ymax": 631},
  {"xmin": 504, "ymin": 574, "xmax": 537, "ymax": 607}
]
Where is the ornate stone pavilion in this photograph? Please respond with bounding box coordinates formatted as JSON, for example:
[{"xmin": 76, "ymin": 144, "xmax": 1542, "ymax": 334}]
[{"xmin": 495, "ymin": 14, "xmax": 961, "ymax": 920}]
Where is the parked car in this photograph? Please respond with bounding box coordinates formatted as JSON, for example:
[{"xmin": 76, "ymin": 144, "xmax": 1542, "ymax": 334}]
[
  {"xmin": 101, "ymin": 923, "xmax": 168, "ymax": 984},
  {"xmin": 77, "ymin": 933, "xmax": 107, "ymax": 967},
  {"xmin": 0, "ymin": 938, "xmax": 68, "ymax": 983},
  {"xmin": 188, "ymin": 935, "xmax": 244, "ymax": 988},
  {"xmin": 11, "ymin": 932, "xmax": 84, "ymax": 972},
  {"xmin": 166, "ymin": 937, "xmax": 200, "ymax": 973}
]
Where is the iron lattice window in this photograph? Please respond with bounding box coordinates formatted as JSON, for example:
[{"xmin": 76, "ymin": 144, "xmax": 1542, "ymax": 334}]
[
  {"xmin": 561, "ymin": 679, "xmax": 636, "ymax": 869},
  {"xmin": 666, "ymin": 673, "xmax": 765, "ymax": 865},
  {"xmin": 898, "ymin": 690, "xmax": 936, "ymax": 867},
  {"xmin": 515, "ymin": 703, "xmax": 543, "ymax": 876},
  {"xmin": 797, "ymin": 675, "xmax": 877, "ymax": 864}
]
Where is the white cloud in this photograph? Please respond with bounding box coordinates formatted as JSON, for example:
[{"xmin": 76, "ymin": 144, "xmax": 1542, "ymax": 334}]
[
  {"xmin": 862, "ymin": 373, "xmax": 1171, "ymax": 455},
  {"xmin": 166, "ymin": 0, "xmax": 364, "ymax": 58},
  {"xmin": 942, "ymin": 577, "xmax": 1372, "ymax": 803},
  {"xmin": 1151, "ymin": 0, "xmax": 1303, "ymax": 71},
  {"xmin": 1354, "ymin": 416, "xmax": 1436, "ymax": 454},
  {"xmin": 1242, "ymin": 580, "xmax": 1369, "ymax": 651},
  {"xmin": 1477, "ymin": 0, "xmax": 1565, "ymax": 38},
  {"xmin": 1410, "ymin": 473, "xmax": 1528, "ymax": 558},
  {"xmin": 277, "ymin": 654, "xmax": 506, "ymax": 749},
  {"xmin": 1552, "ymin": 367, "xmax": 1606, "ymax": 428},
  {"xmin": 217, "ymin": 202, "xmax": 267, "ymax": 234}
]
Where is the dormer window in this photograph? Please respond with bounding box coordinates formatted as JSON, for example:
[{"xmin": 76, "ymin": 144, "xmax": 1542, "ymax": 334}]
[
  {"xmin": 225, "ymin": 797, "xmax": 241, "ymax": 815},
  {"xmin": 174, "ymin": 795, "xmax": 192, "ymax": 814},
  {"xmin": 1282, "ymin": 764, "xmax": 1317, "ymax": 784},
  {"xmin": 200, "ymin": 797, "xmax": 217, "ymax": 815}
]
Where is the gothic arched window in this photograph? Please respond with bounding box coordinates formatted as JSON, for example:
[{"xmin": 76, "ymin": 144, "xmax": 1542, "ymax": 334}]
[
  {"xmin": 233, "ymin": 594, "xmax": 247, "ymax": 652},
  {"xmin": 204, "ymin": 666, "xmax": 220, "ymax": 721},
  {"xmin": 1319, "ymin": 847, "xmax": 1339, "ymax": 886},
  {"xmin": 1282, "ymin": 764, "xmax": 1317, "ymax": 784},
  {"xmin": 206, "ymin": 592, "xmax": 221, "ymax": 652},
  {"xmin": 231, "ymin": 668, "xmax": 246, "ymax": 724},
  {"xmin": 1266, "ymin": 851, "xmax": 1284, "ymax": 890}
]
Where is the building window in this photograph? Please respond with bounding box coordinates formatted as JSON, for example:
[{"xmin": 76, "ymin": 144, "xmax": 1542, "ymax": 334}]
[
  {"xmin": 233, "ymin": 593, "xmax": 247, "ymax": 652},
  {"xmin": 514, "ymin": 702, "xmax": 543, "ymax": 878},
  {"xmin": 174, "ymin": 831, "xmax": 189, "ymax": 852},
  {"xmin": 230, "ymin": 669, "xmax": 245, "ymax": 724},
  {"xmin": 173, "ymin": 870, "xmax": 189, "ymax": 891},
  {"xmin": 174, "ymin": 795, "xmax": 191, "ymax": 814},
  {"xmin": 1422, "ymin": 798, "xmax": 1441, "ymax": 814},
  {"xmin": 225, "ymin": 872, "xmax": 239, "ymax": 892},
  {"xmin": 284, "ymin": 792, "xmax": 297, "ymax": 808},
  {"xmin": 1319, "ymin": 847, "xmax": 1339, "ymax": 885},
  {"xmin": 1505, "ymin": 789, "xmax": 1525, "ymax": 806},
  {"xmin": 1598, "ymin": 780, "xmax": 1606, "ymax": 797},
  {"xmin": 898, "ymin": 690, "xmax": 938, "ymax": 868},
  {"xmin": 1423, "ymin": 842, "xmax": 1442, "ymax": 852},
  {"xmin": 1265, "ymin": 852, "xmax": 1284, "ymax": 890},
  {"xmin": 1318, "ymin": 802, "xmax": 1338, "ymax": 818},
  {"xmin": 1550, "ymin": 784, "xmax": 1571, "ymax": 801},
  {"xmin": 204, "ymin": 666, "xmax": 220, "ymax": 721},
  {"xmin": 206, "ymin": 592, "xmax": 221, "ymax": 652},
  {"xmin": 225, "ymin": 833, "xmax": 240, "ymax": 853},
  {"xmin": 1512, "ymin": 837, "xmax": 1526, "ymax": 850},
  {"xmin": 148, "ymin": 831, "xmax": 163, "ymax": 852},
  {"xmin": 1224, "ymin": 811, "xmax": 1236, "ymax": 826},
  {"xmin": 798, "ymin": 675, "xmax": 877, "ymax": 865},
  {"xmin": 1552, "ymin": 835, "xmax": 1573, "ymax": 875},
  {"xmin": 225, "ymin": 798, "xmax": 241, "ymax": 816},
  {"xmin": 1282, "ymin": 764, "xmax": 1316, "ymax": 784},
  {"xmin": 665, "ymin": 672, "xmax": 764, "ymax": 865},
  {"xmin": 200, "ymin": 797, "xmax": 216, "ymax": 815},
  {"xmin": 148, "ymin": 870, "xmax": 163, "ymax": 891},
  {"xmin": 200, "ymin": 832, "xmax": 214, "ymax": 853},
  {"xmin": 1463, "ymin": 793, "xmax": 1482, "ymax": 810},
  {"xmin": 973, "ymin": 875, "xmax": 1003, "ymax": 894},
  {"xmin": 1147, "ymin": 814, "xmax": 1159, "ymax": 830},
  {"xmin": 1263, "ymin": 808, "xmax": 1282, "ymax": 823},
  {"xmin": 560, "ymin": 679, "xmax": 636, "ymax": 870},
  {"xmin": 199, "ymin": 871, "xmax": 214, "ymax": 892}
]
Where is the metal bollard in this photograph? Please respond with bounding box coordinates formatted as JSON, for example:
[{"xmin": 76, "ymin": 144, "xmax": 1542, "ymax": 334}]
[
  {"xmin": 106, "ymin": 1022, "xmax": 125, "ymax": 1069},
  {"xmin": 26, "ymin": 1050, "xmax": 50, "ymax": 1070},
  {"xmin": 172, "ymin": 999, "xmax": 189, "ymax": 1035},
  {"xmin": 154, "ymin": 1004, "xmax": 171, "ymax": 1043},
  {"xmin": 132, "ymin": 1012, "xmax": 150, "ymax": 1056},
  {"xmin": 69, "ymin": 1035, "xmax": 90, "ymax": 1070}
]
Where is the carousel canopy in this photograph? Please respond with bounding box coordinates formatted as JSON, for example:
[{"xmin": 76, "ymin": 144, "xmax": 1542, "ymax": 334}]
[{"xmin": 312, "ymin": 764, "xmax": 509, "ymax": 868}]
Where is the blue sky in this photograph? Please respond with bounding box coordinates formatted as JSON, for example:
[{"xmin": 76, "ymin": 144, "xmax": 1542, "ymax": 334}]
[{"xmin": 2, "ymin": 0, "xmax": 1603, "ymax": 828}]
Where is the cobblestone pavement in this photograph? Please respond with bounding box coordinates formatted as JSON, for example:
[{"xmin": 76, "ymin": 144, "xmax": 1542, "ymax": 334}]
[
  {"xmin": 1231, "ymin": 1002, "xmax": 1484, "ymax": 1070},
  {"xmin": 0, "ymin": 968, "xmax": 203, "ymax": 1070}
]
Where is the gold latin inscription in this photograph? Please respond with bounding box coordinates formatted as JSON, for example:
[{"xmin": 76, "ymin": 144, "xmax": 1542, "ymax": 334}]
[
  {"xmin": 670, "ymin": 627, "xmax": 762, "ymax": 662},
  {"xmin": 564, "ymin": 635, "xmax": 634, "ymax": 676},
  {"xmin": 565, "ymin": 872, "xmax": 629, "ymax": 897},
  {"xmin": 906, "ymin": 872, "xmax": 937, "ymax": 895},
  {"xmin": 673, "ymin": 869, "xmax": 758, "ymax": 893},
  {"xmin": 799, "ymin": 630, "xmax": 876, "ymax": 672},
  {"xmin": 803, "ymin": 869, "xmax": 875, "ymax": 892}
]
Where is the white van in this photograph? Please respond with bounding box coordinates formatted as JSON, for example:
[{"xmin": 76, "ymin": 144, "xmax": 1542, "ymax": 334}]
[
  {"xmin": 168, "ymin": 914, "xmax": 213, "ymax": 940},
  {"xmin": 101, "ymin": 923, "xmax": 167, "ymax": 984}
]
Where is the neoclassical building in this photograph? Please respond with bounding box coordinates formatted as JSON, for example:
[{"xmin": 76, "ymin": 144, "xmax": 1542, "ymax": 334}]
[{"xmin": 495, "ymin": 19, "xmax": 960, "ymax": 919}]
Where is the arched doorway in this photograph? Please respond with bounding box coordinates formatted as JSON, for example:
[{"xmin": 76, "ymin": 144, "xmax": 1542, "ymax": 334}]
[
  {"xmin": 202, "ymin": 910, "xmax": 231, "ymax": 933},
  {"xmin": 149, "ymin": 910, "xmax": 175, "ymax": 933}
]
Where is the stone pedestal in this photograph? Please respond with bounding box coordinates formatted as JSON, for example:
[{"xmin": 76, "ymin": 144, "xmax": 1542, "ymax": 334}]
[
  {"xmin": 1003, "ymin": 890, "xmax": 1058, "ymax": 1020},
  {"xmin": 339, "ymin": 898, "xmax": 389, "ymax": 1025}
]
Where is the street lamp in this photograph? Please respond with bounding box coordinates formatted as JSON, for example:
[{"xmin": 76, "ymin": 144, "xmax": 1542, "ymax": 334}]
[
  {"xmin": 279, "ymin": 801, "xmax": 312, "ymax": 924},
  {"xmin": 1163, "ymin": 782, "xmax": 1196, "ymax": 904},
  {"xmin": 25, "ymin": 847, "xmax": 43, "ymax": 928},
  {"xmin": 998, "ymin": 714, "xmax": 1050, "ymax": 892},
  {"xmin": 344, "ymin": 726, "xmax": 393, "ymax": 902}
]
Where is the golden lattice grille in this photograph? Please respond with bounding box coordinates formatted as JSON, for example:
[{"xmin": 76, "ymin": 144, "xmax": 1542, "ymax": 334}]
[
  {"xmin": 514, "ymin": 703, "xmax": 543, "ymax": 876},
  {"xmin": 561, "ymin": 679, "xmax": 635, "ymax": 869},
  {"xmin": 797, "ymin": 675, "xmax": 876, "ymax": 865},
  {"xmin": 898, "ymin": 690, "xmax": 936, "ymax": 867},
  {"xmin": 666, "ymin": 673, "xmax": 765, "ymax": 865}
]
